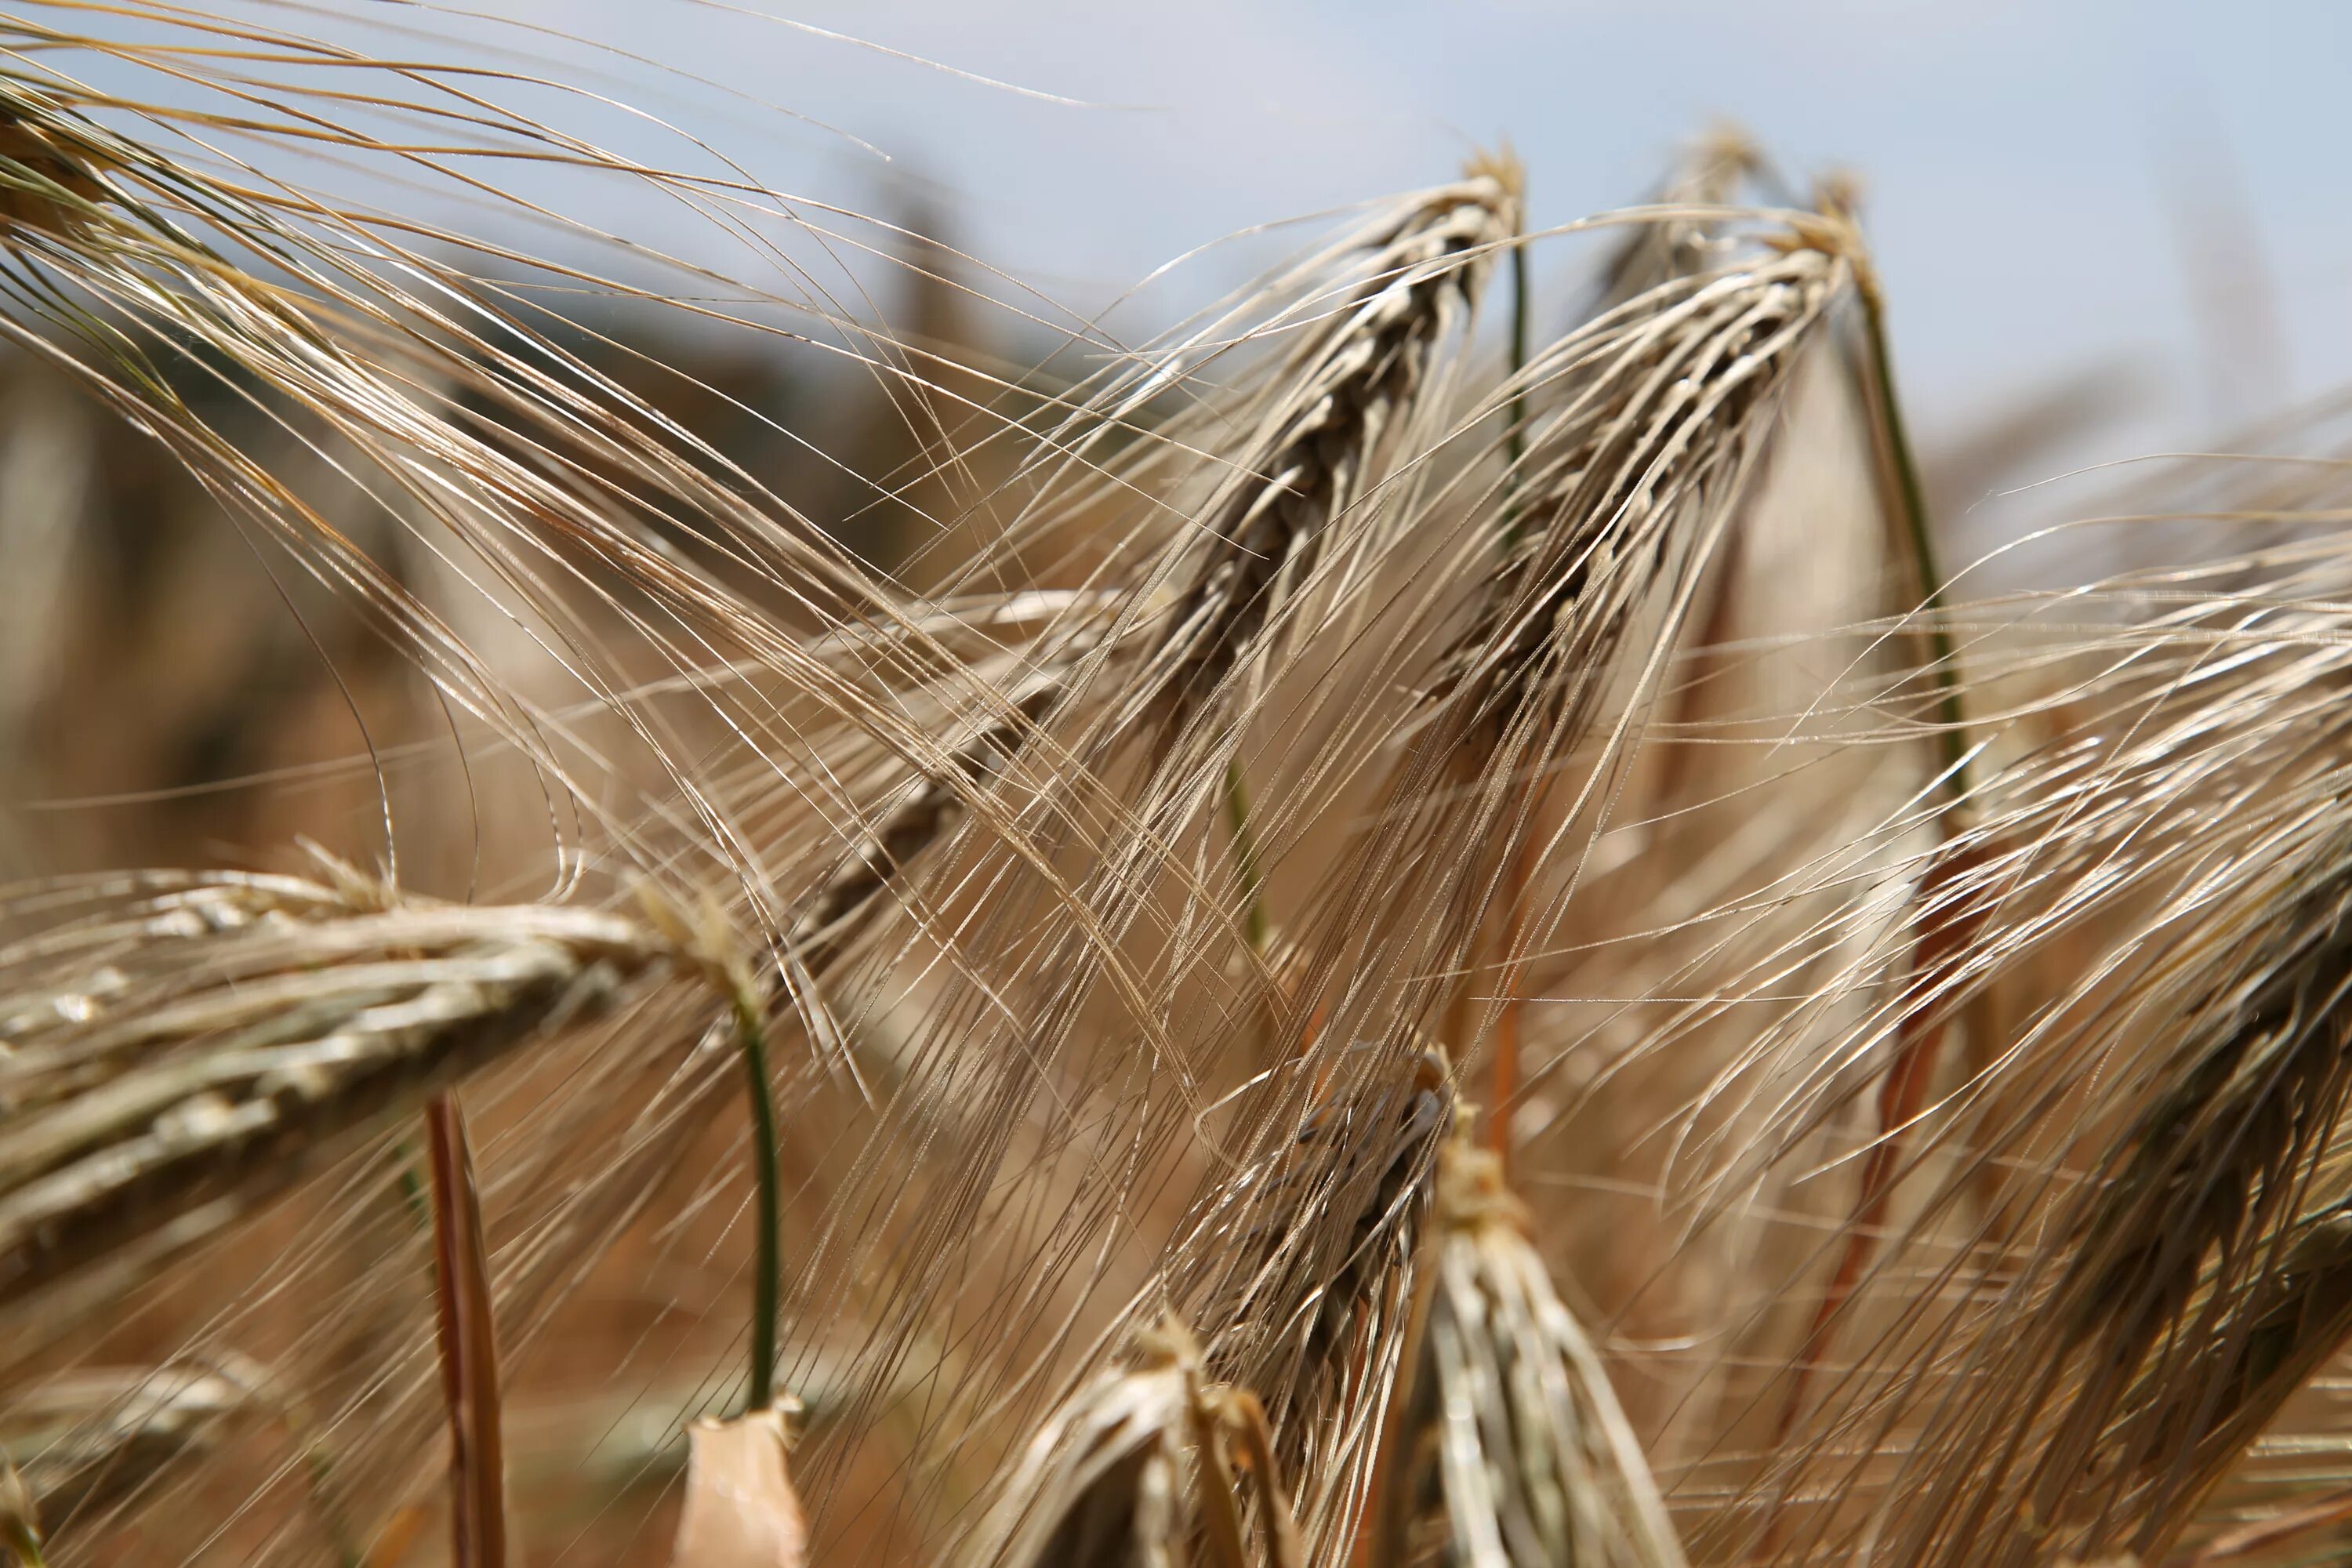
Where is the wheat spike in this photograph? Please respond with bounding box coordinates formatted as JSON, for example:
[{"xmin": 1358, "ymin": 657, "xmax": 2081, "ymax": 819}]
[
  {"xmin": 967, "ymin": 1316, "xmax": 1301, "ymax": 1568},
  {"xmin": 1137, "ymin": 174, "xmax": 1518, "ymax": 739},
  {"xmin": 0, "ymin": 868, "xmax": 666, "ymax": 1314},
  {"xmin": 1371, "ymin": 1135, "xmax": 1686, "ymax": 1568},
  {"xmin": 1102, "ymin": 1047, "xmax": 1457, "ymax": 1559}
]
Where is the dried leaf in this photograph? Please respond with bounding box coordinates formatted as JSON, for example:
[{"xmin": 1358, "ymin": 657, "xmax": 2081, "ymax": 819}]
[{"xmin": 673, "ymin": 1407, "xmax": 807, "ymax": 1568}]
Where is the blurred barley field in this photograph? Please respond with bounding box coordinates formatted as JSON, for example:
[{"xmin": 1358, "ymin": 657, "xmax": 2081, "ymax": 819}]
[{"xmin": 5, "ymin": 9, "xmax": 2352, "ymax": 1568}]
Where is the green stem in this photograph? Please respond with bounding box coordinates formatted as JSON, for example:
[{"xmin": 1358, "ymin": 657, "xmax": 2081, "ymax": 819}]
[
  {"xmin": 285, "ymin": 1395, "xmax": 365, "ymax": 1566},
  {"xmin": 1855, "ymin": 278, "xmax": 1972, "ymax": 806},
  {"xmin": 731, "ymin": 989, "xmax": 782, "ymax": 1414},
  {"xmin": 1488, "ymin": 234, "xmax": 1535, "ymax": 1156},
  {"xmin": 1223, "ymin": 759, "xmax": 1268, "ymax": 955},
  {"xmin": 395, "ymin": 1138, "xmax": 432, "ymax": 1232},
  {"xmin": 1502, "ymin": 238, "xmax": 1533, "ymax": 546}
]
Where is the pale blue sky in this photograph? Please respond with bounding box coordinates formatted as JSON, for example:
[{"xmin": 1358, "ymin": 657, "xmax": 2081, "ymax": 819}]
[
  {"xmin": 447, "ymin": 1, "xmax": 2348, "ymax": 428},
  {"xmin": 184, "ymin": 3, "xmax": 2352, "ymax": 470}
]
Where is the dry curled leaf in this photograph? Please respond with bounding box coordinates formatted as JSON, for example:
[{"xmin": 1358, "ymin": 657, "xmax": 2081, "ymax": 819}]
[{"xmin": 673, "ymin": 1406, "xmax": 807, "ymax": 1568}]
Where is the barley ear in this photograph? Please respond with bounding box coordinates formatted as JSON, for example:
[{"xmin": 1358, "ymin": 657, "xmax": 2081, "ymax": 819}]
[
  {"xmin": 1370, "ymin": 1130, "xmax": 1686, "ymax": 1568},
  {"xmin": 0, "ymin": 884, "xmax": 665, "ymax": 1316}
]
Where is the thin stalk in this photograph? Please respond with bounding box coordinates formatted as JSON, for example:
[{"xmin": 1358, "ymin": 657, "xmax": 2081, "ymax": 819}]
[
  {"xmin": 1490, "ymin": 234, "xmax": 1535, "ymax": 1169},
  {"xmin": 1507, "ymin": 242, "xmax": 1530, "ymax": 475},
  {"xmin": 425, "ymin": 1093, "xmax": 505, "ymax": 1568},
  {"xmin": 731, "ymin": 986, "xmax": 782, "ymax": 1414},
  {"xmin": 395, "ymin": 1138, "xmax": 431, "ymax": 1232},
  {"xmin": 1486, "ymin": 840, "xmax": 1531, "ymax": 1174},
  {"xmin": 1224, "ymin": 758, "xmax": 1269, "ymax": 956},
  {"xmin": 1769, "ymin": 260, "xmax": 1997, "ymax": 1478},
  {"xmin": 1854, "ymin": 277, "xmax": 1971, "ymax": 802},
  {"xmin": 1501, "ymin": 238, "xmax": 1533, "ymax": 545}
]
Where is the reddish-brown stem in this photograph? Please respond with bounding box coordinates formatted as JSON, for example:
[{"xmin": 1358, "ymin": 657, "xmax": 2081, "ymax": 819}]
[
  {"xmin": 1487, "ymin": 831, "xmax": 1534, "ymax": 1179},
  {"xmin": 1764, "ymin": 240, "xmax": 1993, "ymax": 1475},
  {"xmin": 2182, "ymin": 1484, "xmax": 2352, "ymax": 1565},
  {"xmin": 1772, "ymin": 842, "xmax": 1989, "ymax": 1453},
  {"xmin": 426, "ymin": 1093, "xmax": 506, "ymax": 1568}
]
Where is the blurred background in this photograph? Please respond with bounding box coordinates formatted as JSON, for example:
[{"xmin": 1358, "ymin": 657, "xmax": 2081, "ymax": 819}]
[
  {"xmin": 464, "ymin": 0, "xmax": 2350, "ymax": 431},
  {"xmin": 14, "ymin": 0, "xmax": 2343, "ymax": 868},
  {"xmin": 10, "ymin": 0, "xmax": 2347, "ymax": 869}
]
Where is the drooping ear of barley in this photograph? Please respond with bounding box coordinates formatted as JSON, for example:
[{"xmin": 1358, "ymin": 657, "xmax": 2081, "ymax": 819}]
[
  {"xmin": 1823, "ymin": 851, "xmax": 2352, "ymax": 1568},
  {"xmin": 0, "ymin": 866, "xmax": 668, "ymax": 1315},
  {"xmin": 1268, "ymin": 214, "xmax": 1854, "ymax": 1102},
  {"xmin": 1981, "ymin": 858, "xmax": 2352, "ymax": 1563},
  {"xmin": 1098, "ymin": 1047, "xmax": 1455, "ymax": 1559},
  {"xmin": 1369, "ymin": 1134, "xmax": 1686, "ymax": 1568},
  {"xmin": 1434, "ymin": 234, "xmax": 1848, "ymax": 774},
  {"xmin": 1129, "ymin": 172, "xmax": 1519, "ymax": 744},
  {"xmin": 1593, "ymin": 124, "xmax": 1769, "ymax": 309},
  {"xmin": 996, "ymin": 172, "xmax": 1523, "ymax": 1024},
  {"xmin": 1722, "ymin": 487, "xmax": 2352, "ymax": 1564},
  {"xmin": 964, "ymin": 1316, "xmax": 1300, "ymax": 1568}
]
